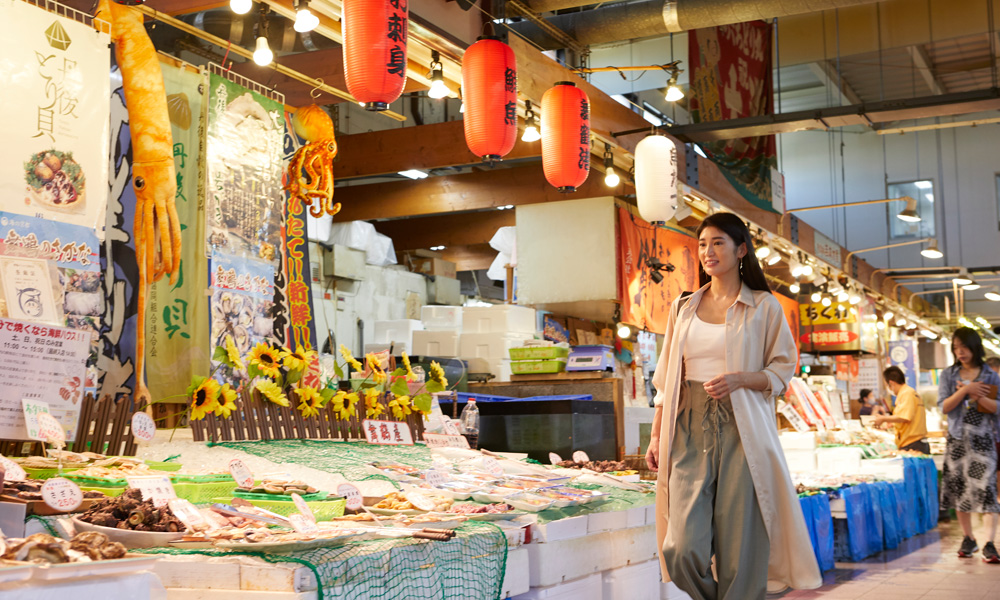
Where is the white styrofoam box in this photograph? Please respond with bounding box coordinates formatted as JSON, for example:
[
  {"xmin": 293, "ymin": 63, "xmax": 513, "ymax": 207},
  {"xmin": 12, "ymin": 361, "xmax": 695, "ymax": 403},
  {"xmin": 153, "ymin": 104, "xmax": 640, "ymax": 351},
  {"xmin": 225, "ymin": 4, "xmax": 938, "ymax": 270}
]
[
  {"xmin": 608, "ymin": 524, "xmax": 657, "ymax": 568},
  {"xmin": 858, "ymin": 456, "xmax": 904, "ymax": 480},
  {"xmin": 626, "ymin": 506, "xmax": 647, "ymax": 529},
  {"xmin": 487, "ymin": 358, "xmax": 513, "ymax": 382},
  {"xmin": 588, "ymin": 509, "xmax": 629, "ymax": 533},
  {"xmin": 463, "ymin": 305, "xmax": 537, "ymax": 335},
  {"xmin": 528, "ymin": 531, "xmax": 613, "ymax": 587},
  {"xmin": 530, "ymin": 515, "xmax": 589, "ymax": 543},
  {"xmin": 661, "ymin": 582, "xmax": 692, "ymax": 600},
  {"xmin": 427, "ymin": 276, "xmax": 461, "ymax": 306},
  {"xmin": 513, "ymin": 573, "xmax": 604, "ymax": 600},
  {"xmin": 502, "ymin": 548, "xmax": 531, "ymax": 599},
  {"xmin": 461, "ymin": 332, "xmax": 535, "ymax": 360},
  {"xmin": 815, "ymin": 446, "xmax": 863, "ymax": 474},
  {"xmin": 783, "ymin": 449, "xmax": 817, "ymax": 473},
  {"xmin": 779, "ymin": 431, "xmax": 818, "ymax": 451},
  {"xmin": 602, "ymin": 559, "xmax": 661, "ymax": 600},
  {"xmin": 645, "ymin": 505, "xmax": 656, "ymax": 526},
  {"xmin": 373, "ymin": 319, "xmax": 424, "ymax": 348},
  {"xmin": 422, "ymin": 305, "xmax": 463, "ymax": 331},
  {"xmin": 412, "ymin": 330, "xmax": 460, "ymax": 357}
]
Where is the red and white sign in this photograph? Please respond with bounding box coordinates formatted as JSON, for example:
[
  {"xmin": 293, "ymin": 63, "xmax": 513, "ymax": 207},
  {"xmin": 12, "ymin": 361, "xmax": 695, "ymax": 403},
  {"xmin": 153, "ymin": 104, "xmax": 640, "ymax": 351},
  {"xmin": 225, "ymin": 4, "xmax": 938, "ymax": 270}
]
[
  {"xmin": 423, "ymin": 433, "xmax": 470, "ymax": 449},
  {"xmin": 363, "ymin": 419, "xmax": 414, "ymax": 446},
  {"xmin": 228, "ymin": 458, "xmax": 255, "ymax": 489},
  {"xmin": 337, "ymin": 483, "xmax": 363, "ymax": 511},
  {"xmin": 41, "ymin": 477, "xmax": 82, "ymax": 512},
  {"xmin": 127, "ymin": 475, "xmax": 177, "ymax": 507},
  {"xmin": 131, "ymin": 412, "xmax": 156, "ymax": 443},
  {"xmin": 800, "ymin": 330, "xmax": 858, "ymax": 346},
  {"xmin": 291, "ymin": 492, "xmax": 316, "ymax": 523},
  {"xmin": 0, "ymin": 456, "xmax": 26, "ymax": 481}
]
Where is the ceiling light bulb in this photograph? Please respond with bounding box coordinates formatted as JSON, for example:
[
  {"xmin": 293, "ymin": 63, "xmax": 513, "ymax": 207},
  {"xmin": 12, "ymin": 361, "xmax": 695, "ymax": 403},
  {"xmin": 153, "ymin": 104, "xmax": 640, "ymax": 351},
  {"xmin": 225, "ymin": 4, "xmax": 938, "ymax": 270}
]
[
  {"xmin": 921, "ymin": 240, "xmax": 943, "ymax": 259},
  {"xmin": 940, "ymin": 337, "xmax": 949, "ymax": 345},
  {"xmin": 616, "ymin": 323, "xmax": 632, "ymax": 339},
  {"xmin": 849, "ymin": 291, "xmax": 861, "ymax": 305},
  {"xmin": 294, "ymin": 7, "xmax": 319, "ymax": 32},
  {"xmin": 522, "ymin": 120, "xmax": 540, "ymax": 142},
  {"xmin": 953, "ymin": 276, "xmax": 973, "ymax": 286},
  {"xmin": 896, "ymin": 317, "xmax": 906, "ymax": 327},
  {"xmin": 800, "ymin": 264, "xmax": 813, "ymax": 277},
  {"xmin": 789, "ymin": 283, "xmax": 800, "ymax": 294},
  {"xmin": 884, "ymin": 310, "xmax": 894, "ymax": 321},
  {"xmin": 230, "ymin": 0, "xmax": 252, "ymax": 14},
  {"xmin": 604, "ymin": 167, "xmax": 620, "ymax": 187},
  {"xmin": 766, "ymin": 252, "xmax": 781, "ymax": 266},
  {"xmin": 755, "ymin": 245, "xmax": 770, "ymax": 260},
  {"xmin": 837, "ymin": 291, "xmax": 849, "ymax": 303},
  {"xmin": 921, "ymin": 329, "xmax": 938, "ymax": 339},
  {"xmin": 907, "ymin": 321, "xmax": 916, "ymax": 330},
  {"xmin": 665, "ymin": 78, "xmax": 684, "ymax": 102},
  {"xmin": 811, "ymin": 291, "xmax": 821, "ymax": 303},
  {"xmin": 428, "ymin": 70, "xmax": 449, "ymax": 99},
  {"xmin": 985, "ymin": 289, "xmax": 1000, "ymax": 302},
  {"xmin": 963, "ymin": 282, "xmax": 981, "ymax": 291},
  {"xmin": 877, "ymin": 321, "xmax": 886, "ymax": 330},
  {"xmin": 821, "ymin": 296, "xmax": 832, "ymax": 307},
  {"xmin": 253, "ymin": 36, "xmax": 273, "ymax": 66},
  {"xmin": 896, "ymin": 196, "xmax": 921, "ymax": 222}
]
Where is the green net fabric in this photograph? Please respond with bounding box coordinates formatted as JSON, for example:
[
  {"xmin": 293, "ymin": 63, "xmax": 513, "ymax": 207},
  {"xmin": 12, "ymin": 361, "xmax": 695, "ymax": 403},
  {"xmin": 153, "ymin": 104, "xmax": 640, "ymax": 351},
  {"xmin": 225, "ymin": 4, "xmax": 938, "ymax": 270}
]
[
  {"xmin": 214, "ymin": 440, "xmax": 435, "ymax": 487},
  {"xmin": 534, "ymin": 484, "xmax": 654, "ymax": 524},
  {"xmin": 138, "ymin": 521, "xmax": 508, "ymax": 600}
]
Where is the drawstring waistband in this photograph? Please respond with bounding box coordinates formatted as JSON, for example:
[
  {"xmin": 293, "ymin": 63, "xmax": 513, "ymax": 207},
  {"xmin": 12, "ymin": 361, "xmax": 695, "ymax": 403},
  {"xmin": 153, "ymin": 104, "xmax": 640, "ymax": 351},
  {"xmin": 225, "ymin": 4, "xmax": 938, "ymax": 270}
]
[{"xmin": 701, "ymin": 395, "xmax": 731, "ymax": 453}]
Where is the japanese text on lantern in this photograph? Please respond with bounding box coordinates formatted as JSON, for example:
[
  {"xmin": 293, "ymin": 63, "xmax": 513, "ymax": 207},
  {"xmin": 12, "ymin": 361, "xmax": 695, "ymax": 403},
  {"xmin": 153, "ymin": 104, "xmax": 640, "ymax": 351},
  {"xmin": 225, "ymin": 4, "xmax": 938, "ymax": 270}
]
[{"xmin": 386, "ymin": 0, "xmax": 407, "ymax": 77}]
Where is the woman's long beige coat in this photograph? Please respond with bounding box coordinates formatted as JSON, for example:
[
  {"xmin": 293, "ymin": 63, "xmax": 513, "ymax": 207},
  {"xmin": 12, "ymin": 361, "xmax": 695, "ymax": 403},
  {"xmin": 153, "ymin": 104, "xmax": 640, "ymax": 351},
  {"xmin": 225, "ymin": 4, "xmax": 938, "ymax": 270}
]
[{"xmin": 651, "ymin": 282, "xmax": 822, "ymax": 590}]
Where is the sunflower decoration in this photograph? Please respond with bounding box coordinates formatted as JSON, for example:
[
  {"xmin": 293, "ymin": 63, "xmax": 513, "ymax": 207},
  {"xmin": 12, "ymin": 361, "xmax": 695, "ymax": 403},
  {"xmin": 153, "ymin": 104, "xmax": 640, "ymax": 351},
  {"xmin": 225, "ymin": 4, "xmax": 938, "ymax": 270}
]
[
  {"xmin": 331, "ymin": 391, "xmax": 360, "ymax": 420},
  {"xmin": 401, "ymin": 352, "xmax": 417, "ymax": 382},
  {"xmin": 429, "ymin": 361, "xmax": 448, "ymax": 388},
  {"xmin": 255, "ymin": 378, "xmax": 289, "ymax": 407},
  {"xmin": 339, "ymin": 345, "xmax": 363, "ymax": 372},
  {"xmin": 187, "ymin": 376, "xmax": 221, "ymax": 421},
  {"xmin": 282, "ymin": 346, "xmax": 318, "ymax": 374},
  {"xmin": 297, "ymin": 386, "xmax": 327, "ymax": 418},
  {"xmin": 224, "ymin": 335, "xmax": 245, "ymax": 371},
  {"xmin": 366, "ymin": 354, "xmax": 386, "ymax": 385},
  {"xmin": 215, "ymin": 383, "xmax": 238, "ymax": 418},
  {"xmin": 249, "ymin": 343, "xmax": 282, "ymax": 379},
  {"xmin": 388, "ymin": 394, "xmax": 412, "ymax": 420},
  {"xmin": 364, "ymin": 388, "xmax": 385, "ymax": 419}
]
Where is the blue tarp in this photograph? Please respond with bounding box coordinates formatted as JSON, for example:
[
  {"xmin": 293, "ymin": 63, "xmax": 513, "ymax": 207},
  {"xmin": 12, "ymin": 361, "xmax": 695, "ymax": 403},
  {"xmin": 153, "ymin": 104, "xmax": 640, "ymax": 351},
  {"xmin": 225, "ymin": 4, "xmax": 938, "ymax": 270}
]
[
  {"xmin": 875, "ymin": 482, "xmax": 901, "ymax": 550},
  {"xmin": 800, "ymin": 494, "xmax": 835, "ymax": 571}
]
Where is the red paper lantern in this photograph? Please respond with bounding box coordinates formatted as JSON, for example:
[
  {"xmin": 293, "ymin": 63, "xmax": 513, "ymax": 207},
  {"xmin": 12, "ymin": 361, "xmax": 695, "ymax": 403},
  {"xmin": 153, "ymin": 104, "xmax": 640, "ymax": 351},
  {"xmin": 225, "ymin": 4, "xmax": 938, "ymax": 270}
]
[
  {"xmin": 462, "ymin": 37, "xmax": 517, "ymax": 163},
  {"xmin": 343, "ymin": 0, "xmax": 408, "ymax": 111},
  {"xmin": 541, "ymin": 82, "xmax": 590, "ymax": 192}
]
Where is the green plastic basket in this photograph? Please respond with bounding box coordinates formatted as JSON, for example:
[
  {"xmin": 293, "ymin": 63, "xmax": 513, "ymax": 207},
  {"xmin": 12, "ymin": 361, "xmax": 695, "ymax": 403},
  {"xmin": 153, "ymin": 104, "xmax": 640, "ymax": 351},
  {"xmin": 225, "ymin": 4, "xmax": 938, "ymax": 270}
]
[
  {"xmin": 65, "ymin": 473, "xmax": 131, "ymax": 487},
  {"xmin": 510, "ymin": 358, "xmax": 567, "ymax": 375},
  {"xmin": 24, "ymin": 466, "xmax": 83, "ymax": 480},
  {"xmin": 173, "ymin": 480, "xmax": 242, "ymax": 504},
  {"xmin": 170, "ymin": 473, "xmax": 234, "ymax": 484},
  {"xmin": 145, "ymin": 461, "xmax": 184, "ymax": 472},
  {"xmin": 231, "ymin": 489, "xmax": 327, "ymax": 502},
  {"xmin": 78, "ymin": 484, "xmax": 126, "ymax": 497},
  {"xmin": 509, "ymin": 346, "xmax": 570, "ymax": 361},
  {"xmin": 212, "ymin": 496, "xmax": 346, "ymax": 521}
]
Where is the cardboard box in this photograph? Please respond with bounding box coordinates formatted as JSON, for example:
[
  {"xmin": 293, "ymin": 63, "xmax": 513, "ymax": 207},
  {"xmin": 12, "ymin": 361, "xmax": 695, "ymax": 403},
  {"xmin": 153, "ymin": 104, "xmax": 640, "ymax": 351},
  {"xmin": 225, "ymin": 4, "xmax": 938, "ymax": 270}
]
[{"xmin": 411, "ymin": 257, "xmax": 457, "ymax": 279}]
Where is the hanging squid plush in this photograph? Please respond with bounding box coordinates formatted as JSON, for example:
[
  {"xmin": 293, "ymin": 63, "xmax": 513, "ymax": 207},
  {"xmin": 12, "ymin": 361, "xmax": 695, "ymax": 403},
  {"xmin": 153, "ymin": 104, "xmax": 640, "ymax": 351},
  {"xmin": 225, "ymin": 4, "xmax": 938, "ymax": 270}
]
[
  {"xmin": 96, "ymin": 0, "xmax": 182, "ymax": 404},
  {"xmin": 285, "ymin": 104, "xmax": 340, "ymax": 218}
]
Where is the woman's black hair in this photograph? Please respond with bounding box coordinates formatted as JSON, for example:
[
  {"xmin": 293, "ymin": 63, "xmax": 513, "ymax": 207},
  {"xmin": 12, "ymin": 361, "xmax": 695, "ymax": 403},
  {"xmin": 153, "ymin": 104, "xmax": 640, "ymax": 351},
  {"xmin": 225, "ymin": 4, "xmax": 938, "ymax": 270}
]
[
  {"xmin": 858, "ymin": 388, "xmax": 872, "ymax": 403},
  {"xmin": 951, "ymin": 326, "xmax": 986, "ymax": 367},
  {"xmin": 695, "ymin": 213, "xmax": 771, "ymax": 292}
]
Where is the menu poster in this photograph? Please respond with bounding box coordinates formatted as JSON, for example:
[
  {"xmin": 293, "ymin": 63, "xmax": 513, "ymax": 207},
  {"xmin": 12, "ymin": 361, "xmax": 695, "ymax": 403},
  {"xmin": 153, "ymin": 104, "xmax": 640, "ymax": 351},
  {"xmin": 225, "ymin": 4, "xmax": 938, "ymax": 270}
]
[
  {"xmin": 0, "ymin": 1, "xmax": 110, "ymax": 234},
  {"xmin": 0, "ymin": 318, "xmax": 89, "ymax": 441}
]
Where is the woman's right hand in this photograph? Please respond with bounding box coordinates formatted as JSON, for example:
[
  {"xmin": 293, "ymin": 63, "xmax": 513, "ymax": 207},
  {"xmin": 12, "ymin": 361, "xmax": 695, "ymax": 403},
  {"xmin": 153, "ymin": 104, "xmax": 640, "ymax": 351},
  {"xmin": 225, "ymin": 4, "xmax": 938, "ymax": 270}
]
[
  {"xmin": 645, "ymin": 438, "xmax": 659, "ymax": 472},
  {"xmin": 963, "ymin": 381, "xmax": 989, "ymax": 399}
]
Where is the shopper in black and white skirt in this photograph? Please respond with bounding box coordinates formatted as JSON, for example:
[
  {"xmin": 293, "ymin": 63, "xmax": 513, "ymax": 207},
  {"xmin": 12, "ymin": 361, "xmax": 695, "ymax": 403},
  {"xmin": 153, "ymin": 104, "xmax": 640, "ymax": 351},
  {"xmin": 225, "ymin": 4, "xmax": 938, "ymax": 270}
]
[{"xmin": 938, "ymin": 327, "xmax": 1000, "ymax": 563}]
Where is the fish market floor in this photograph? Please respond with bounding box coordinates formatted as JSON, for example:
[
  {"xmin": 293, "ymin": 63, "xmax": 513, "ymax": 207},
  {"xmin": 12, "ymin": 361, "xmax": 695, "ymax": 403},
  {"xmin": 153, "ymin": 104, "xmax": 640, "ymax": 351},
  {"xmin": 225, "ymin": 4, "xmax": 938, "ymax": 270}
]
[{"xmin": 780, "ymin": 518, "xmax": 1000, "ymax": 599}]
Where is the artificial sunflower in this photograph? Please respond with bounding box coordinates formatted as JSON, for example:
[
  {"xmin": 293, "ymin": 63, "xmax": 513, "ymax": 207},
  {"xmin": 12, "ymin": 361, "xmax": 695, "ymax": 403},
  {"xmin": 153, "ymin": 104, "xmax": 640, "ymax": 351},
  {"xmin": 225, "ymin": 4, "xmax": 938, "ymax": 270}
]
[
  {"xmin": 388, "ymin": 394, "xmax": 412, "ymax": 420},
  {"xmin": 429, "ymin": 361, "xmax": 448, "ymax": 388},
  {"xmin": 339, "ymin": 345, "xmax": 363, "ymax": 372},
  {"xmin": 249, "ymin": 343, "xmax": 282, "ymax": 379},
  {"xmin": 401, "ymin": 352, "xmax": 417, "ymax": 382},
  {"xmin": 187, "ymin": 376, "xmax": 221, "ymax": 421},
  {"xmin": 215, "ymin": 383, "xmax": 238, "ymax": 418},
  {"xmin": 225, "ymin": 335, "xmax": 245, "ymax": 370},
  {"xmin": 366, "ymin": 354, "xmax": 387, "ymax": 385},
  {"xmin": 255, "ymin": 379, "xmax": 289, "ymax": 407},
  {"xmin": 364, "ymin": 388, "xmax": 385, "ymax": 419},
  {"xmin": 332, "ymin": 391, "xmax": 359, "ymax": 420},
  {"xmin": 283, "ymin": 347, "xmax": 317, "ymax": 373},
  {"xmin": 297, "ymin": 386, "xmax": 325, "ymax": 418}
]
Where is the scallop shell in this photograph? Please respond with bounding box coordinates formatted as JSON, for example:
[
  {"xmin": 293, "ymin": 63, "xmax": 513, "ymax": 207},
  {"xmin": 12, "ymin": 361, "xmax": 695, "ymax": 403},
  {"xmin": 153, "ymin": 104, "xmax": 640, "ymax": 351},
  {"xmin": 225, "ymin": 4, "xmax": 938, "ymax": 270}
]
[{"xmin": 167, "ymin": 93, "xmax": 192, "ymax": 131}]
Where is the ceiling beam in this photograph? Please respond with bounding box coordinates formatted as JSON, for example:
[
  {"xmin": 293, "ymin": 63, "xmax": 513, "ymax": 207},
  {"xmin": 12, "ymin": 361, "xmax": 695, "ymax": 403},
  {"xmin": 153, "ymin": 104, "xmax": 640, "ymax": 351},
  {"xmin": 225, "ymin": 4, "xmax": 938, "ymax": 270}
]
[
  {"xmin": 438, "ymin": 244, "xmax": 498, "ymax": 272},
  {"xmin": 907, "ymin": 45, "xmax": 947, "ymax": 95},
  {"xmin": 807, "ymin": 61, "xmax": 863, "ymax": 105},
  {"xmin": 333, "ymin": 164, "xmax": 625, "ymax": 221},
  {"xmin": 374, "ymin": 210, "xmax": 516, "ymax": 251}
]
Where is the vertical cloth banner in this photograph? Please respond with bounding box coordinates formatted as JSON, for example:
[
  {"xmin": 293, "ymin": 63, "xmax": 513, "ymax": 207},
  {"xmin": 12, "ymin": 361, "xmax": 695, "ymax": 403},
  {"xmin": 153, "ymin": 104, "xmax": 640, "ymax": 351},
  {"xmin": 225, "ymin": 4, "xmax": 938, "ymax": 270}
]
[
  {"xmin": 688, "ymin": 21, "xmax": 777, "ymax": 212},
  {"xmin": 616, "ymin": 207, "xmax": 697, "ymax": 334},
  {"xmin": 281, "ymin": 111, "xmax": 318, "ymax": 352},
  {"xmin": 145, "ymin": 60, "xmax": 210, "ymax": 400},
  {"xmin": 0, "ymin": 1, "xmax": 110, "ymax": 234}
]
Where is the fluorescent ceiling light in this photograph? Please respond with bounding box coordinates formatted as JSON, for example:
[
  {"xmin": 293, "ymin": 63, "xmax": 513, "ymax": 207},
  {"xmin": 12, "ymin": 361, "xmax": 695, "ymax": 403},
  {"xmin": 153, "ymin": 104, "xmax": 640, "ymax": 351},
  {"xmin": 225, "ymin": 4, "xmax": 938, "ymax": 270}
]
[
  {"xmin": 914, "ymin": 181, "xmax": 932, "ymax": 189},
  {"xmin": 398, "ymin": 170, "xmax": 428, "ymax": 179}
]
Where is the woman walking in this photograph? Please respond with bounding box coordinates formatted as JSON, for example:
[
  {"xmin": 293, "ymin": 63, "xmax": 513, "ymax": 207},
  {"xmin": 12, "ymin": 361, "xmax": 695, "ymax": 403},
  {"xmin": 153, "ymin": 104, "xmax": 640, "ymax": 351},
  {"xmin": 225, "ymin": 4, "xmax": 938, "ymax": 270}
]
[
  {"xmin": 646, "ymin": 213, "xmax": 821, "ymax": 599},
  {"xmin": 938, "ymin": 327, "xmax": 1000, "ymax": 563}
]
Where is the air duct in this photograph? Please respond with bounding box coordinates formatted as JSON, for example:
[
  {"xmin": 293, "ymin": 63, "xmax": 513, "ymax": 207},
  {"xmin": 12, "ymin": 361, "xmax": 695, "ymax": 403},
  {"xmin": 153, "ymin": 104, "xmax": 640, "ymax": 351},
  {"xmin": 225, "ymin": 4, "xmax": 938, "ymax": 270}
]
[{"xmin": 510, "ymin": 0, "xmax": 886, "ymax": 50}]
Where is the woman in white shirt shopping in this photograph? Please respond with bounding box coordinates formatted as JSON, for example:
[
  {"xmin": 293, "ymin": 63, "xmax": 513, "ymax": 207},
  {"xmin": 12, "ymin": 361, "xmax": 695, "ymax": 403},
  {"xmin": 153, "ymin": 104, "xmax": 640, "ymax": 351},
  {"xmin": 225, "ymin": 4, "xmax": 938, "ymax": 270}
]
[{"xmin": 646, "ymin": 213, "xmax": 821, "ymax": 599}]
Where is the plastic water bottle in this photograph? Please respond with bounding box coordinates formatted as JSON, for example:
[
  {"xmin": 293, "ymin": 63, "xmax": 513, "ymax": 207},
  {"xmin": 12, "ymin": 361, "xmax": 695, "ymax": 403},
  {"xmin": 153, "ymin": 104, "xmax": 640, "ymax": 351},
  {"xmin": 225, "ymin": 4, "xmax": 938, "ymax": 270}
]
[{"xmin": 460, "ymin": 400, "xmax": 480, "ymax": 449}]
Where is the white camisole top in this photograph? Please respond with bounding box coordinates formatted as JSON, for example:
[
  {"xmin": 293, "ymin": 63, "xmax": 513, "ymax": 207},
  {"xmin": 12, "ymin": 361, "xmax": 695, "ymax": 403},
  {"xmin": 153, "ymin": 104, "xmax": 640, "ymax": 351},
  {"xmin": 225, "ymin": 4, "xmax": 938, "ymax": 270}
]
[{"xmin": 684, "ymin": 313, "xmax": 726, "ymax": 382}]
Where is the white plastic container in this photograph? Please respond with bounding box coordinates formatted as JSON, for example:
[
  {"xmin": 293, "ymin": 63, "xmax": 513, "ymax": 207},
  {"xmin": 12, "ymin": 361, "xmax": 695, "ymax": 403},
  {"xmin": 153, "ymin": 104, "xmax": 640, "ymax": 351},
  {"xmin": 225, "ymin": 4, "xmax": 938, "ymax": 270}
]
[
  {"xmin": 815, "ymin": 446, "xmax": 863, "ymax": 474},
  {"xmin": 782, "ymin": 449, "xmax": 817, "ymax": 473},
  {"xmin": 421, "ymin": 305, "xmax": 463, "ymax": 331},
  {"xmin": 460, "ymin": 332, "xmax": 535, "ymax": 360},
  {"xmin": 602, "ymin": 559, "xmax": 661, "ymax": 600},
  {"xmin": 412, "ymin": 330, "xmax": 460, "ymax": 357},
  {"xmin": 373, "ymin": 319, "xmax": 424, "ymax": 350},
  {"xmin": 463, "ymin": 305, "xmax": 537, "ymax": 334},
  {"xmin": 513, "ymin": 573, "xmax": 604, "ymax": 600}
]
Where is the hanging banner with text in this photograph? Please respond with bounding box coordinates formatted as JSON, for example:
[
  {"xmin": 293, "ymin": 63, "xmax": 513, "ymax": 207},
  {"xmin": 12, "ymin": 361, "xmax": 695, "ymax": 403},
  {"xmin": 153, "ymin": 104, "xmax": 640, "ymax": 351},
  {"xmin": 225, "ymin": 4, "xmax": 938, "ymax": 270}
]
[
  {"xmin": 688, "ymin": 21, "xmax": 777, "ymax": 213},
  {"xmin": 617, "ymin": 207, "xmax": 698, "ymax": 334}
]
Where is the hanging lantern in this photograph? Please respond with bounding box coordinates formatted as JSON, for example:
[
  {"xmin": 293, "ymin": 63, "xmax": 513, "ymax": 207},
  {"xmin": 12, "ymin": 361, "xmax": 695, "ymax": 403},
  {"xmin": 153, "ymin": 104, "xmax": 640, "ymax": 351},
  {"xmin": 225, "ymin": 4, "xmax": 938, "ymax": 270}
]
[
  {"xmin": 343, "ymin": 0, "xmax": 408, "ymax": 111},
  {"xmin": 462, "ymin": 37, "xmax": 518, "ymax": 163},
  {"xmin": 541, "ymin": 81, "xmax": 590, "ymax": 193},
  {"xmin": 635, "ymin": 135, "xmax": 678, "ymax": 223}
]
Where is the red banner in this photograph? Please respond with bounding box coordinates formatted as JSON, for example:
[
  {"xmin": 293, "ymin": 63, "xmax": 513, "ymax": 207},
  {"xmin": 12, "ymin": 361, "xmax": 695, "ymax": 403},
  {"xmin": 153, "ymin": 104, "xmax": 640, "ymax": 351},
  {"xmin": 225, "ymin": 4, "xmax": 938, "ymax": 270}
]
[
  {"xmin": 617, "ymin": 207, "xmax": 698, "ymax": 334},
  {"xmin": 688, "ymin": 21, "xmax": 777, "ymax": 212}
]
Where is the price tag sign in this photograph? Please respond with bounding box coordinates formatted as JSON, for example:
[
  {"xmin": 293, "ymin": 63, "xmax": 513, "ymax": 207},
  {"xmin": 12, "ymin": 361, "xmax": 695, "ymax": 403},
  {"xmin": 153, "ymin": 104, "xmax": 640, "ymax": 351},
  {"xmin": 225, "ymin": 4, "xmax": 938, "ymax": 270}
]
[
  {"xmin": 441, "ymin": 417, "xmax": 462, "ymax": 436},
  {"xmin": 337, "ymin": 483, "xmax": 363, "ymax": 511},
  {"xmin": 168, "ymin": 498, "xmax": 207, "ymax": 531},
  {"xmin": 482, "ymin": 457, "xmax": 504, "ymax": 477},
  {"xmin": 291, "ymin": 492, "xmax": 316, "ymax": 523},
  {"xmin": 0, "ymin": 456, "xmax": 26, "ymax": 482},
  {"xmin": 289, "ymin": 513, "xmax": 319, "ymax": 535},
  {"xmin": 21, "ymin": 398, "xmax": 50, "ymax": 441},
  {"xmin": 423, "ymin": 433, "xmax": 470, "ymax": 449},
  {"xmin": 425, "ymin": 470, "xmax": 449, "ymax": 487},
  {"xmin": 36, "ymin": 412, "xmax": 66, "ymax": 446},
  {"xmin": 41, "ymin": 477, "xmax": 82, "ymax": 512},
  {"xmin": 405, "ymin": 490, "xmax": 436, "ymax": 511},
  {"xmin": 229, "ymin": 459, "xmax": 255, "ymax": 489},
  {"xmin": 362, "ymin": 419, "xmax": 414, "ymax": 446},
  {"xmin": 572, "ymin": 450, "xmax": 590, "ymax": 463},
  {"xmin": 131, "ymin": 412, "xmax": 156, "ymax": 444},
  {"xmin": 127, "ymin": 475, "xmax": 177, "ymax": 507}
]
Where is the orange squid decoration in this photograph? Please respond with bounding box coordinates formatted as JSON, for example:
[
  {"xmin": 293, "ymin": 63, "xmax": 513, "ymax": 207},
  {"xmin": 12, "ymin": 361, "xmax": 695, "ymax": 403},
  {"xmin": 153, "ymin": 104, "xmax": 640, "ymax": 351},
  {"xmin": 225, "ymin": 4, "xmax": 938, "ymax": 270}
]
[
  {"xmin": 95, "ymin": 0, "xmax": 182, "ymax": 404},
  {"xmin": 285, "ymin": 104, "xmax": 341, "ymax": 218}
]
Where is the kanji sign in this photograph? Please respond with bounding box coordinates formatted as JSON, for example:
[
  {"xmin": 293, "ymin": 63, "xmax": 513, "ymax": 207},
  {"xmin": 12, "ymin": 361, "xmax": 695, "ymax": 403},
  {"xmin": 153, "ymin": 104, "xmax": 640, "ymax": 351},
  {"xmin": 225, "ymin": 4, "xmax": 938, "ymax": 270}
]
[
  {"xmin": 362, "ymin": 419, "xmax": 414, "ymax": 446},
  {"xmin": 0, "ymin": 456, "xmax": 27, "ymax": 481},
  {"xmin": 41, "ymin": 477, "xmax": 82, "ymax": 512},
  {"xmin": 337, "ymin": 483, "xmax": 363, "ymax": 511},
  {"xmin": 422, "ymin": 433, "xmax": 470, "ymax": 449},
  {"xmin": 127, "ymin": 475, "xmax": 177, "ymax": 507},
  {"xmin": 131, "ymin": 412, "xmax": 156, "ymax": 443}
]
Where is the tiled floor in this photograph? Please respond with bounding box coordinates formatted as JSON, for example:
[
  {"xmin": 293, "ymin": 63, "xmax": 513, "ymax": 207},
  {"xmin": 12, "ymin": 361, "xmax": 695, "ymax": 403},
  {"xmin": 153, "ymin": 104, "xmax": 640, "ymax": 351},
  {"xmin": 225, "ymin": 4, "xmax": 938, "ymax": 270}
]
[{"xmin": 780, "ymin": 518, "xmax": 1000, "ymax": 599}]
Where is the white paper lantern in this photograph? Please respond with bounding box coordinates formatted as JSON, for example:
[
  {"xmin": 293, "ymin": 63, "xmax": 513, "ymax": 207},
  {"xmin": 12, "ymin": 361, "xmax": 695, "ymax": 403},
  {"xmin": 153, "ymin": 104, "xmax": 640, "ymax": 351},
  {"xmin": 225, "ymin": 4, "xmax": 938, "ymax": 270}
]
[{"xmin": 635, "ymin": 135, "xmax": 678, "ymax": 223}]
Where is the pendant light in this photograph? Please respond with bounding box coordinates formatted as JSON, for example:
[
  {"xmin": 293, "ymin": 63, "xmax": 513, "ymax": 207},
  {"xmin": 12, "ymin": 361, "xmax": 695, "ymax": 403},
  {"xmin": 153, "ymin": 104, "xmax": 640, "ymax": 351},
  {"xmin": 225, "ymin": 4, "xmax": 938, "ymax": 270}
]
[
  {"xmin": 252, "ymin": 5, "xmax": 273, "ymax": 67},
  {"xmin": 521, "ymin": 100, "xmax": 540, "ymax": 142},
  {"xmin": 603, "ymin": 144, "xmax": 620, "ymax": 187},
  {"xmin": 427, "ymin": 51, "xmax": 450, "ymax": 99},
  {"xmin": 293, "ymin": 0, "xmax": 319, "ymax": 32},
  {"xmin": 230, "ymin": 0, "xmax": 252, "ymax": 14}
]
